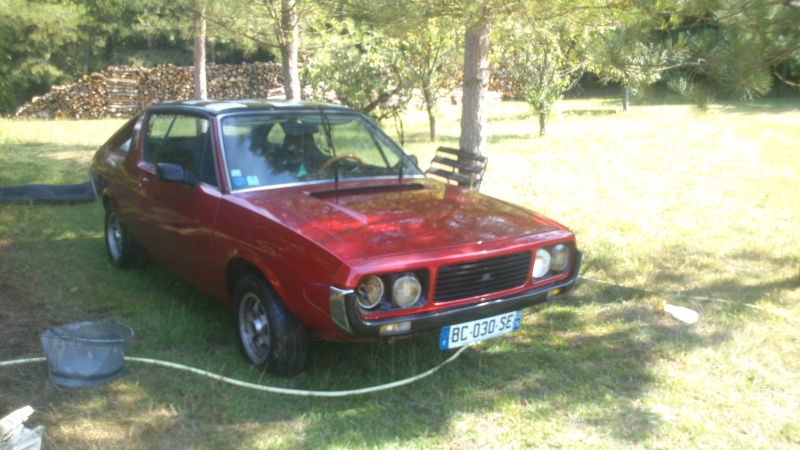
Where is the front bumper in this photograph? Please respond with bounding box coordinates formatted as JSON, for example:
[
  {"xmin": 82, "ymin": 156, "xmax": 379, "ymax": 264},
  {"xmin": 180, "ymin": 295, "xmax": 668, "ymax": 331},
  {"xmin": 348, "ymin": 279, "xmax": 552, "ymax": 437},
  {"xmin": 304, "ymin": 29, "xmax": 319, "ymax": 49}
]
[{"xmin": 330, "ymin": 251, "xmax": 582, "ymax": 338}]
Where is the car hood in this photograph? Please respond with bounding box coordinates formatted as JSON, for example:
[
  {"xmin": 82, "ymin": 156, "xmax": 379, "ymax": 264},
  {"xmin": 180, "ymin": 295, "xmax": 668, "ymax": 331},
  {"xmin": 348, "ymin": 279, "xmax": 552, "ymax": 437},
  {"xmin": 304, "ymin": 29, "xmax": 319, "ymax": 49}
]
[{"xmin": 248, "ymin": 180, "xmax": 560, "ymax": 261}]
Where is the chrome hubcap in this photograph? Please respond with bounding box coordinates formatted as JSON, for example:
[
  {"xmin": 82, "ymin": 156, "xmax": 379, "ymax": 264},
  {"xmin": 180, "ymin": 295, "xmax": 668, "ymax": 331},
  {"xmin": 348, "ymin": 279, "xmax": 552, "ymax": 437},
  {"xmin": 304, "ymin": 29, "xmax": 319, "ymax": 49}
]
[
  {"xmin": 107, "ymin": 212, "xmax": 123, "ymax": 260},
  {"xmin": 240, "ymin": 293, "xmax": 270, "ymax": 362}
]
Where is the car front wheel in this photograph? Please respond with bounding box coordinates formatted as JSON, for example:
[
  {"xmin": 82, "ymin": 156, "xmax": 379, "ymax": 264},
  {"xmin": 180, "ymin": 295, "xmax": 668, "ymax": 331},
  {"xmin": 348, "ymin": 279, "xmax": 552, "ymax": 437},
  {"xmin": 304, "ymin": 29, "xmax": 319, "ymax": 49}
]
[
  {"xmin": 104, "ymin": 205, "xmax": 144, "ymax": 268},
  {"xmin": 234, "ymin": 273, "xmax": 308, "ymax": 376}
]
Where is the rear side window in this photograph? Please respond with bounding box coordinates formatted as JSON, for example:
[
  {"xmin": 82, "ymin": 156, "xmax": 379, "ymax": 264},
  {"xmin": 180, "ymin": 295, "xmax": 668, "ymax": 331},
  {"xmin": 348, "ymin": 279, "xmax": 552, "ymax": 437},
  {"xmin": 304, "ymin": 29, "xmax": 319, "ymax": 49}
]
[
  {"xmin": 144, "ymin": 113, "xmax": 217, "ymax": 187},
  {"xmin": 102, "ymin": 116, "xmax": 137, "ymax": 154}
]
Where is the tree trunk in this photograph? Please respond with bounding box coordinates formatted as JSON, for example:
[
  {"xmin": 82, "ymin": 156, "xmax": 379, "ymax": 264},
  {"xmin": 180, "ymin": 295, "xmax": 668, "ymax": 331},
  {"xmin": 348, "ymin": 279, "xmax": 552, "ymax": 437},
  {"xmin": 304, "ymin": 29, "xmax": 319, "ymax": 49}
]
[
  {"xmin": 538, "ymin": 103, "xmax": 547, "ymax": 137},
  {"xmin": 280, "ymin": 0, "xmax": 301, "ymax": 101},
  {"xmin": 193, "ymin": 3, "xmax": 207, "ymax": 100},
  {"xmin": 622, "ymin": 85, "xmax": 629, "ymax": 112},
  {"xmin": 423, "ymin": 88, "xmax": 437, "ymax": 141},
  {"xmin": 459, "ymin": 17, "xmax": 491, "ymax": 155}
]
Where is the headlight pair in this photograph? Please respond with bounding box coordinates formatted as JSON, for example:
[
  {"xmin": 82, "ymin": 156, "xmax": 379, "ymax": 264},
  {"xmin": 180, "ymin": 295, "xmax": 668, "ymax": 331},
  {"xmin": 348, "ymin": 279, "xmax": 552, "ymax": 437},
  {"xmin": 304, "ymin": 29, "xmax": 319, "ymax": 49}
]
[
  {"xmin": 532, "ymin": 243, "xmax": 572, "ymax": 279},
  {"xmin": 356, "ymin": 272, "xmax": 425, "ymax": 310}
]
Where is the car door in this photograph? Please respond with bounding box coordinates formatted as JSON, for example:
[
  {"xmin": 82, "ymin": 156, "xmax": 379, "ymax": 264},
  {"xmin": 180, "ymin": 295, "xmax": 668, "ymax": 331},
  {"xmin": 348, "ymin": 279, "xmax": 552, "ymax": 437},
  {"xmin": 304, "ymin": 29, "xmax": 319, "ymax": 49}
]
[{"xmin": 135, "ymin": 111, "xmax": 225, "ymax": 296}]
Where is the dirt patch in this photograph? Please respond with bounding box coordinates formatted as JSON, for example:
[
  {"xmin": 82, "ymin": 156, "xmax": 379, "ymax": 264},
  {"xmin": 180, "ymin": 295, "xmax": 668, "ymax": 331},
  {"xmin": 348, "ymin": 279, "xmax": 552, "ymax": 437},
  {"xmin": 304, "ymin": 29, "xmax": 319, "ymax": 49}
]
[
  {"xmin": 0, "ymin": 280, "xmax": 56, "ymax": 361},
  {"xmin": 0, "ymin": 248, "xmax": 65, "ymax": 447}
]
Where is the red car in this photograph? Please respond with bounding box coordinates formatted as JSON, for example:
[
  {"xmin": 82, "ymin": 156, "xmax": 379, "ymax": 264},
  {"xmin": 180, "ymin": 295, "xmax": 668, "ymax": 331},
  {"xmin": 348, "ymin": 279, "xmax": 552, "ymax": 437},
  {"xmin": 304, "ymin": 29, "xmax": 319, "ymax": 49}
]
[{"xmin": 90, "ymin": 100, "xmax": 581, "ymax": 376}]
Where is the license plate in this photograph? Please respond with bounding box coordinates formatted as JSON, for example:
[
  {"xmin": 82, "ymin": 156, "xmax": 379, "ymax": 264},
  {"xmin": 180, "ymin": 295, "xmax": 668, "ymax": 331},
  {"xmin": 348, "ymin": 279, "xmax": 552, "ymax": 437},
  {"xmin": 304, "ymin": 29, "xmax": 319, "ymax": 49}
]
[{"xmin": 439, "ymin": 311, "xmax": 522, "ymax": 350}]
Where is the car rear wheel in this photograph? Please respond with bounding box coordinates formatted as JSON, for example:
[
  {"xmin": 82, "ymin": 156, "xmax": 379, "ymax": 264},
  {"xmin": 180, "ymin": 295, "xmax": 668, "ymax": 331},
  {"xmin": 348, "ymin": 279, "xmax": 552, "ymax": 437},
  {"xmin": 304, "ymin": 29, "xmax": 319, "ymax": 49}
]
[
  {"xmin": 234, "ymin": 273, "xmax": 308, "ymax": 376},
  {"xmin": 104, "ymin": 205, "xmax": 144, "ymax": 268}
]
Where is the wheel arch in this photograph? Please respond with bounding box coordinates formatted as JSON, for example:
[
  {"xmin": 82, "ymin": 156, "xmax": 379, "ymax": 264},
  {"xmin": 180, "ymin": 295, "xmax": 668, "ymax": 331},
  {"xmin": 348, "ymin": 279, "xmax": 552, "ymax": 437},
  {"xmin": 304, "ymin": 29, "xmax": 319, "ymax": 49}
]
[{"xmin": 226, "ymin": 257, "xmax": 282, "ymax": 305}]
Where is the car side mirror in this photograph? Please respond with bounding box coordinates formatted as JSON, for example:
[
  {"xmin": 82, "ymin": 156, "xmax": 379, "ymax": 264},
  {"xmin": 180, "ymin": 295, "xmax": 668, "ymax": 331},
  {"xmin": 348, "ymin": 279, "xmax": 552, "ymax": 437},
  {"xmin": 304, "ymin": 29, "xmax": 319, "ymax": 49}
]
[
  {"xmin": 407, "ymin": 155, "xmax": 419, "ymax": 167},
  {"xmin": 156, "ymin": 163, "xmax": 199, "ymax": 188}
]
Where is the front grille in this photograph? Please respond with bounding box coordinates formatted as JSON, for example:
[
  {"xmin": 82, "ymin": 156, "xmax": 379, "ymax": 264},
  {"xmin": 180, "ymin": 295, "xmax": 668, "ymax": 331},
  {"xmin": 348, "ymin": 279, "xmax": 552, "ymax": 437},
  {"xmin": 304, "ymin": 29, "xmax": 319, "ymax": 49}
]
[{"xmin": 434, "ymin": 251, "xmax": 531, "ymax": 302}]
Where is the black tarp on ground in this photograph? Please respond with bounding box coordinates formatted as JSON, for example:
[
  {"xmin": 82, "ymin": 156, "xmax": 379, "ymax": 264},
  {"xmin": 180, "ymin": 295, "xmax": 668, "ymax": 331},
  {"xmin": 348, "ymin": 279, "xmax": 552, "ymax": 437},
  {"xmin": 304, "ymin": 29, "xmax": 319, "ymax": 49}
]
[{"xmin": 0, "ymin": 181, "xmax": 95, "ymax": 203}]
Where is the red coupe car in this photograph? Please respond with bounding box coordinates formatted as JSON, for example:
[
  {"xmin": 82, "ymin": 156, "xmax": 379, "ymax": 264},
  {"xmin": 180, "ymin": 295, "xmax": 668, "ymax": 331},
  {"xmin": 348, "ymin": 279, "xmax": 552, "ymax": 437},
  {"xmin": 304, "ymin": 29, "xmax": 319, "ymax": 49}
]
[{"xmin": 90, "ymin": 100, "xmax": 581, "ymax": 376}]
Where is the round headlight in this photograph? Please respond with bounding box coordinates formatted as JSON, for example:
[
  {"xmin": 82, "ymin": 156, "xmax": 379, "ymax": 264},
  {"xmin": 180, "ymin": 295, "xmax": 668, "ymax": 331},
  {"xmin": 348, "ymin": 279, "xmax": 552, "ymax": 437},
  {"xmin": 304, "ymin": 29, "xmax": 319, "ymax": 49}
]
[
  {"xmin": 392, "ymin": 274, "xmax": 422, "ymax": 308},
  {"xmin": 356, "ymin": 275, "xmax": 384, "ymax": 309},
  {"xmin": 550, "ymin": 244, "xmax": 570, "ymax": 272},
  {"xmin": 532, "ymin": 248, "xmax": 552, "ymax": 279}
]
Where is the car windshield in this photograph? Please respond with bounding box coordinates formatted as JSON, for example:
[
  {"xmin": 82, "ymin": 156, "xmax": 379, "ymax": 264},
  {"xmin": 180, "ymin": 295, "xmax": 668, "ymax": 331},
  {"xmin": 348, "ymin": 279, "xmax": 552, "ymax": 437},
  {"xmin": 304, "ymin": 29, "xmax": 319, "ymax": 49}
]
[{"xmin": 220, "ymin": 110, "xmax": 423, "ymax": 190}]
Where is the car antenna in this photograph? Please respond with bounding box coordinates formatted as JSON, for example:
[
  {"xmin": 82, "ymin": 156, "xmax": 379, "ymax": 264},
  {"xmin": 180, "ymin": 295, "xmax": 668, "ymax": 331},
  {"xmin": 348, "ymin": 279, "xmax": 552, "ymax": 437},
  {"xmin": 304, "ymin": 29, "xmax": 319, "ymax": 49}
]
[{"xmin": 319, "ymin": 108, "xmax": 338, "ymax": 185}]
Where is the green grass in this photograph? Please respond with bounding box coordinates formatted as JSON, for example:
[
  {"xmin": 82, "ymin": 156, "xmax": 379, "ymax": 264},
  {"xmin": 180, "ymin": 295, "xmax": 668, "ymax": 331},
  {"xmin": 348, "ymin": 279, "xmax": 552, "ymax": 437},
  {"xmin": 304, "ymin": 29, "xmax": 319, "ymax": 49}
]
[{"xmin": 1, "ymin": 98, "xmax": 799, "ymax": 449}]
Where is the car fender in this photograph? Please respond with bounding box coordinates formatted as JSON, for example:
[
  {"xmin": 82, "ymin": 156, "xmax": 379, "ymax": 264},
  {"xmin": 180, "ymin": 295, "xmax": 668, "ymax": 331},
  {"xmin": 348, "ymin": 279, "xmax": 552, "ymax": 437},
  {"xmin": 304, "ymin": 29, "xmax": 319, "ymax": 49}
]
[{"xmin": 222, "ymin": 236, "xmax": 345, "ymax": 333}]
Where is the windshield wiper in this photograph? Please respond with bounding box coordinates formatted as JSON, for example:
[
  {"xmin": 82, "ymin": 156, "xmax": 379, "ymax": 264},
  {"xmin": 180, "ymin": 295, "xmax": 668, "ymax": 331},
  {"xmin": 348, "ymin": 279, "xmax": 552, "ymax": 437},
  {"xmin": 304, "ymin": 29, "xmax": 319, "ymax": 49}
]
[{"xmin": 319, "ymin": 108, "xmax": 338, "ymax": 184}]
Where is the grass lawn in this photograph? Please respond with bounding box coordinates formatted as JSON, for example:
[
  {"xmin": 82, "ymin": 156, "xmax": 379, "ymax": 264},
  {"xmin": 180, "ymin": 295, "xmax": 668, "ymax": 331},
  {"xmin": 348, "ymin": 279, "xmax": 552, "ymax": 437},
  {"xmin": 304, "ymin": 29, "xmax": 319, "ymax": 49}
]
[{"xmin": 1, "ymin": 98, "xmax": 799, "ymax": 449}]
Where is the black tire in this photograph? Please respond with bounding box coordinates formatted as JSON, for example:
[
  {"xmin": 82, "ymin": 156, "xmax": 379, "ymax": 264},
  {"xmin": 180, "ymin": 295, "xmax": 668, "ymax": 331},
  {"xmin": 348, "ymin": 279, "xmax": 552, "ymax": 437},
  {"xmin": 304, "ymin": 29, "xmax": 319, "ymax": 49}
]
[
  {"xmin": 234, "ymin": 273, "xmax": 308, "ymax": 376},
  {"xmin": 104, "ymin": 205, "xmax": 144, "ymax": 268}
]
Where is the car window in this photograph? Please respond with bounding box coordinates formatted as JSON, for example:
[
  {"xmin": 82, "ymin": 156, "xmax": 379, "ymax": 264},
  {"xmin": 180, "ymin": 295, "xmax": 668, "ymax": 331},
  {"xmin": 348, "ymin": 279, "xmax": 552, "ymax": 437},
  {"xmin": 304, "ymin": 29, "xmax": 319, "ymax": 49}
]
[
  {"xmin": 220, "ymin": 111, "xmax": 421, "ymax": 190},
  {"xmin": 118, "ymin": 137, "xmax": 132, "ymax": 153},
  {"xmin": 328, "ymin": 118, "xmax": 401, "ymax": 169},
  {"xmin": 102, "ymin": 116, "xmax": 137, "ymax": 154},
  {"xmin": 144, "ymin": 113, "xmax": 217, "ymax": 187}
]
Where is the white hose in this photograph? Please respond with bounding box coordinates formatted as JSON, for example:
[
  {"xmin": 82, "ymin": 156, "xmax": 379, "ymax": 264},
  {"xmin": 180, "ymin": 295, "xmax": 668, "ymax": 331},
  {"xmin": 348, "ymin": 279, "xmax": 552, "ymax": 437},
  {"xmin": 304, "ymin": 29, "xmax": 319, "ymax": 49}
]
[
  {"xmin": 0, "ymin": 358, "xmax": 45, "ymax": 367},
  {"xmin": 0, "ymin": 345, "xmax": 471, "ymax": 397}
]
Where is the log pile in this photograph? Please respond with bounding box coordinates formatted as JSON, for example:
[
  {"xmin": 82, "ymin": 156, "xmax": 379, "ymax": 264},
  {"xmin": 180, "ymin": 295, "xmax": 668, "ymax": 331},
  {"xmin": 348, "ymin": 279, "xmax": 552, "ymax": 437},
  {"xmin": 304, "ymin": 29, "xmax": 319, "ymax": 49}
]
[
  {"xmin": 19, "ymin": 72, "xmax": 113, "ymax": 119},
  {"xmin": 16, "ymin": 62, "xmax": 284, "ymax": 120}
]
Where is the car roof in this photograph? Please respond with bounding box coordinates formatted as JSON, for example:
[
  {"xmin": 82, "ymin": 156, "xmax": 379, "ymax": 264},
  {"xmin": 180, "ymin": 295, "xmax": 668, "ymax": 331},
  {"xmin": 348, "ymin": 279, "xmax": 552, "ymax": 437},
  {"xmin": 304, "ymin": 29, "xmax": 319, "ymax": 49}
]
[{"xmin": 148, "ymin": 99, "xmax": 354, "ymax": 116}]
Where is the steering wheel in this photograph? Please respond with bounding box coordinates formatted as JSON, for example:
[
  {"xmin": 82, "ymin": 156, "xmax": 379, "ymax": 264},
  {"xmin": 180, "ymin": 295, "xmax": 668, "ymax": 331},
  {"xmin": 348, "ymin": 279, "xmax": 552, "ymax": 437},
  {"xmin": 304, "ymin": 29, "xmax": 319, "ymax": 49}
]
[{"xmin": 318, "ymin": 154, "xmax": 365, "ymax": 173}]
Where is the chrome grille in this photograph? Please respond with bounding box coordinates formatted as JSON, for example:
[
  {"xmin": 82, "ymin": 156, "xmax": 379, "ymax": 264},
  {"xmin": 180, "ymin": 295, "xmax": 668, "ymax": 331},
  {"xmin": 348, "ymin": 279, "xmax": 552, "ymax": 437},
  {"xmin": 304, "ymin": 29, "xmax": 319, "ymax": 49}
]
[{"xmin": 434, "ymin": 251, "xmax": 531, "ymax": 302}]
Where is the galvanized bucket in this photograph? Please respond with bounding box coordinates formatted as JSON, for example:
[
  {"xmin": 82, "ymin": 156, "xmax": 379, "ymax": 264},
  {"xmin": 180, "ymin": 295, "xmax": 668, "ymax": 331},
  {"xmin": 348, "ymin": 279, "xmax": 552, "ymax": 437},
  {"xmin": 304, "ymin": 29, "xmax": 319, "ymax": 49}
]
[{"xmin": 39, "ymin": 321, "xmax": 134, "ymax": 387}]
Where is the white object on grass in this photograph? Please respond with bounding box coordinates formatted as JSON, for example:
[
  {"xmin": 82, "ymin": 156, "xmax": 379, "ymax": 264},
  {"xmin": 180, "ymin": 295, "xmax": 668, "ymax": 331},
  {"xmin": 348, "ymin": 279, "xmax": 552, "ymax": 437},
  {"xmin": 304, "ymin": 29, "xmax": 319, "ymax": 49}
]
[{"xmin": 661, "ymin": 302, "xmax": 699, "ymax": 325}]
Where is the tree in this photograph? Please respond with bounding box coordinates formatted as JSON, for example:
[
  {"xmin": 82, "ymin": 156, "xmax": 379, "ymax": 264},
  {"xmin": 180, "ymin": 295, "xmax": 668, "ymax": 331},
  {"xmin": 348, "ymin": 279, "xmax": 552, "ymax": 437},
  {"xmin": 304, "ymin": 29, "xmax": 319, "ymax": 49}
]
[
  {"xmin": 668, "ymin": 0, "xmax": 800, "ymax": 102},
  {"xmin": 496, "ymin": 21, "xmax": 585, "ymax": 135},
  {"xmin": 134, "ymin": 0, "xmax": 211, "ymax": 99},
  {"xmin": 276, "ymin": 0, "xmax": 301, "ymax": 101},
  {"xmin": 459, "ymin": 14, "xmax": 492, "ymax": 155},
  {"xmin": 304, "ymin": 19, "xmax": 412, "ymax": 123},
  {"xmin": 340, "ymin": 0, "xmax": 497, "ymax": 155},
  {"xmin": 0, "ymin": 0, "xmax": 84, "ymax": 114},
  {"xmin": 229, "ymin": 0, "xmax": 316, "ymax": 101},
  {"xmin": 397, "ymin": 17, "xmax": 462, "ymax": 141},
  {"xmin": 589, "ymin": 25, "xmax": 676, "ymax": 111},
  {"xmin": 193, "ymin": 1, "xmax": 208, "ymax": 99}
]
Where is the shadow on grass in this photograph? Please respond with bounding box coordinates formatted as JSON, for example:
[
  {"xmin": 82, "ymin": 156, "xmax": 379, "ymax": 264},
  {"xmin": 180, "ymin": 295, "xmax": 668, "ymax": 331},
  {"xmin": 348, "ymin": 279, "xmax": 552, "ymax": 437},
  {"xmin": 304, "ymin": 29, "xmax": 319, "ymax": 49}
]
[
  {"xmin": 402, "ymin": 131, "xmax": 460, "ymax": 146},
  {"xmin": 649, "ymin": 248, "xmax": 800, "ymax": 306},
  {"xmin": 0, "ymin": 205, "xmax": 742, "ymax": 448},
  {"xmin": 716, "ymin": 98, "xmax": 800, "ymax": 115},
  {"xmin": 562, "ymin": 109, "xmax": 620, "ymax": 117}
]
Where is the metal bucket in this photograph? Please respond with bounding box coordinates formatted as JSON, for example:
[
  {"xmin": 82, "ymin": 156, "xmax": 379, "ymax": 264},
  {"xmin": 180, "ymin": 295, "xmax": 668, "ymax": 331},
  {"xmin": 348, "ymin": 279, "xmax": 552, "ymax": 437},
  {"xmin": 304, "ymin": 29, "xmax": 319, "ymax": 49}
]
[{"xmin": 39, "ymin": 321, "xmax": 134, "ymax": 387}]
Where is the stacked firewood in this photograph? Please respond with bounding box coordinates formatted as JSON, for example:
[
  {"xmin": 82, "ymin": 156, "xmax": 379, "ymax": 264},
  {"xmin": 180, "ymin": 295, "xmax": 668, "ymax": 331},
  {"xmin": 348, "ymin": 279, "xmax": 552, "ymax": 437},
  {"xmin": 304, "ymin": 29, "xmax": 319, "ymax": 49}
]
[
  {"xmin": 207, "ymin": 62, "xmax": 283, "ymax": 100},
  {"xmin": 19, "ymin": 72, "xmax": 111, "ymax": 119},
  {"xmin": 15, "ymin": 62, "xmax": 284, "ymax": 120},
  {"xmin": 137, "ymin": 62, "xmax": 283, "ymax": 108}
]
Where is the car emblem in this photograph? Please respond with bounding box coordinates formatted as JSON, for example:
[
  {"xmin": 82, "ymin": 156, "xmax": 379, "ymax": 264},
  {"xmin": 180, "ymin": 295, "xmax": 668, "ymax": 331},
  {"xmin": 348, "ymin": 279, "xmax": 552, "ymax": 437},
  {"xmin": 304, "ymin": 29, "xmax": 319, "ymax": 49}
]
[{"xmin": 481, "ymin": 272, "xmax": 493, "ymax": 282}]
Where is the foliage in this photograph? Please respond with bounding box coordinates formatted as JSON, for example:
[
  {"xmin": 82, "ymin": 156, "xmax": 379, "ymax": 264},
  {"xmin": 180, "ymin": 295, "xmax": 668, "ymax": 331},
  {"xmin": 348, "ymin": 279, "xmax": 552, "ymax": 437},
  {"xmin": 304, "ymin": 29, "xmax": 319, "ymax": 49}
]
[
  {"xmin": 588, "ymin": 20, "xmax": 687, "ymax": 110},
  {"xmin": 396, "ymin": 16, "xmax": 463, "ymax": 141},
  {"xmin": 669, "ymin": 0, "xmax": 800, "ymax": 102},
  {"xmin": 2, "ymin": 0, "xmax": 799, "ymax": 118},
  {"xmin": 303, "ymin": 19, "xmax": 413, "ymax": 123},
  {"xmin": 339, "ymin": 1, "xmax": 464, "ymax": 140},
  {"xmin": 0, "ymin": 0, "xmax": 84, "ymax": 114},
  {"xmin": 494, "ymin": 21, "xmax": 586, "ymax": 136}
]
